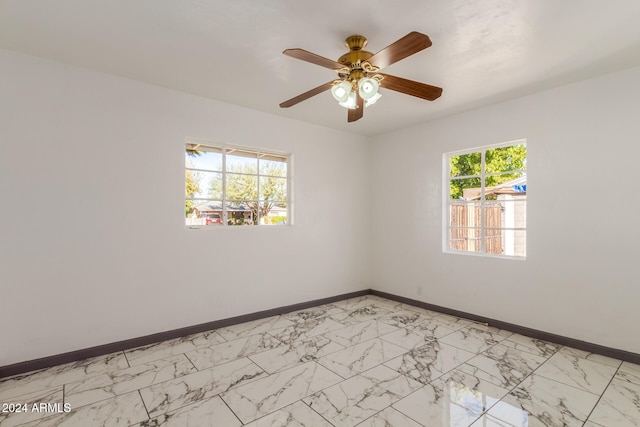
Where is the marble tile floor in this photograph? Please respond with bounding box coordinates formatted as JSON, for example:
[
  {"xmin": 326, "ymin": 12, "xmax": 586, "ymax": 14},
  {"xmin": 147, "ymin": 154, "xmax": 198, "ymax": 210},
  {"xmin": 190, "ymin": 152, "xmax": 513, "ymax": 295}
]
[{"xmin": 1, "ymin": 295, "xmax": 639, "ymax": 426}]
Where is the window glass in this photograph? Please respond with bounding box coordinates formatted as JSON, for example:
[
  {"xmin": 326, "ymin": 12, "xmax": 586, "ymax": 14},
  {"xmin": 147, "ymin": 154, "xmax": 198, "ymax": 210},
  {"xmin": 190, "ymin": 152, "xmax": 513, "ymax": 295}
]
[
  {"xmin": 185, "ymin": 142, "xmax": 290, "ymax": 227},
  {"xmin": 445, "ymin": 142, "xmax": 526, "ymax": 258},
  {"xmin": 186, "ymin": 144, "xmax": 223, "ymax": 171},
  {"xmin": 226, "ymin": 148, "xmax": 258, "ymax": 173},
  {"xmin": 259, "ymin": 177, "xmax": 287, "ymax": 201},
  {"xmin": 259, "ymin": 154, "xmax": 288, "ymax": 177},
  {"xmin": 449, "ymin": 152, "xmax": 481, "ymax": 178}
]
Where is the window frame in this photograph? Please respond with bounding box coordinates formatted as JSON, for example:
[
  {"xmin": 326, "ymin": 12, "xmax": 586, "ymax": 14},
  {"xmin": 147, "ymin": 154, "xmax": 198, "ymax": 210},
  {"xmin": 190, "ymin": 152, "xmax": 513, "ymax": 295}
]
[
  {"xmin": 185, "ymin": 139, "xmax": 292, "ymax": 228},
  {"xmin": 443, "ymin": 139, "xmax": 527, "ymax": 259}
]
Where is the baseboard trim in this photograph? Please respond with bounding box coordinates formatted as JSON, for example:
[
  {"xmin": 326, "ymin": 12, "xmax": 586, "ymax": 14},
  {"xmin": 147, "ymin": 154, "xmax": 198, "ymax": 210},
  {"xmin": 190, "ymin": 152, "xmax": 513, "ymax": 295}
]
[
  {"xmin": 2, "ymin": 288, "xmax": 638, "ymax": 379},
  {"xmin": 0, "ymin": 290, "xmax": 368, "ymax": 379},
  {"xmin": 371, "ymin": 289, "xmax": 640, "ymax": 365}
]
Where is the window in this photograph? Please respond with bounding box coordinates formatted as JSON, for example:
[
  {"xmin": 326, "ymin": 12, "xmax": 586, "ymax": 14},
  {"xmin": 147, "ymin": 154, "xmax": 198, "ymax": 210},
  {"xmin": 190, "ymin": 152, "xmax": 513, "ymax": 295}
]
[
  {"xmin": 185, "ymin": 141, "xmax": 290, "ymax": 227},
  {"xmin": 444, "ymin": 141, "xmax": 526, "ymax": 258}
]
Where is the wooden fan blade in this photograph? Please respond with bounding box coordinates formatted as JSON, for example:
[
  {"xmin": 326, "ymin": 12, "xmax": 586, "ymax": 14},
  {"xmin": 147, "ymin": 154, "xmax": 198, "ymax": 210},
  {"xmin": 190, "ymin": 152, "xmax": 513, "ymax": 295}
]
[
  {"xmin": 283, "ymin": 48, "xmax": 343, "ymax": 70},
  {"xmin": 280, "ymin": 81, "xmax": 334, "ymax": 108},
  {"xmin": 379, "ymin": 73, "xmax": 442, "ymax": 101},
  {"xmin": 348, "ymin": 93, "xmax": 364, "ymax": 122},
  {"xmin": 367, "ymin": 32, "xmax": 432, "ymax": 69}
]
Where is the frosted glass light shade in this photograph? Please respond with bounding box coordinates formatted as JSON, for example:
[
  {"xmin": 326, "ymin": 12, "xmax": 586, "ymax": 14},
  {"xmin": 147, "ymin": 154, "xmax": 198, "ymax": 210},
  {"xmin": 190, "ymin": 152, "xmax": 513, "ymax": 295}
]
[
  {"xmin": 338, "ymin": 91, "xmax": 357, "ymax": 109},
  {"xmin": 358, "ymin": 78, "xmax": 379, "ymax": 100},
  {"xmin": 331, "ymin": 81, "xmax": 352, "ymax": 102},
  {"xmin": 364, "ymin": 92, "xmax": 382, "ymax": 107}
]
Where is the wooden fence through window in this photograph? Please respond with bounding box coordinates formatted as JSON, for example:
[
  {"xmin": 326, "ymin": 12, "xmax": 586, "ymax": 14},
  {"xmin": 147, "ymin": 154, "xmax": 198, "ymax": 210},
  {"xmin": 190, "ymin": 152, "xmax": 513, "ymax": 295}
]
[{"xmin": 449, "ymin": 202, "xmax": 503, "ymax": 254}]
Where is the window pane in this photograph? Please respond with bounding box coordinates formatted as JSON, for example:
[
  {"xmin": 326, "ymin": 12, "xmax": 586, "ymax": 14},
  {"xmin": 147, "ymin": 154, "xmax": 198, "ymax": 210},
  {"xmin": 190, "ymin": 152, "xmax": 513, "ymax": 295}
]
[
  {"xmin": 485, "ymin": 171, "xmax": 526, "ymax": 191},
  {"xmin": 485, "ymin": 145, "xmax": 527, "ymax": 174},
  {"xmin": 502, "ymin": 229, "xmax": 526, "ymax": 257},
  {"xmin": 483, "ymin": 199, "xmax": 526, "ymax": 228},
  {"xmin": 259, "ymin": 176, "xmax": 287, "ymax": 201},
  {"xmin": 484, "ymin": 229, "xmax": 504, "ymax": 255},
  {"xmin": 449, "ymin": 201, "xmax": 482, "ymax": 228},
  {"xmin": 226, "ymin": 173, "xmax": 257, "ymax": 202},
  {"xmin": 450, "ymin": 177, "xmax": 482, "ymax": 200},
  {"xmin": 513, "ymin": 230, "xmax": 526, "ymax": 257},
  {"xmin": 187, "ymin": 171, "xmax": 223, "ymax": 199},
  {"xmin": 226, "ymin": 148, "xmax": 258, "ymax": 173},
  {"xmin": 185, "ymin": 200, "xmax": 223, "ymax": 226},
  {"xmin": 261, "ymin": 202, "xmax": 287, "ymax": 225},
  {"xmin": 450, "ymin": 152, "xmax": 481, "ymax": 178},
  {"xmin": 185, "ymin": 199, "xmax": 199, "ymax": 223},
  {"xmin": 483, "ymin": 201, "xmax": 504, "ymax": 228},
  {"xmin": 449, "ymin": 228, "xmax": 482, "ymax": 252},
  {"xmin": 185, "ymin": 170, "xmax": 198, "ymax": 197},
  {"xmin": 259, "ymin": 154, "xmax": 288, "ymax": 177},
  {"xmin": 185, "ymin": 144, "xmax": 222, "ymax": 171},
  {"xmin": 482, "ymin": 229, "xmax": 526, "ymax": 256},
  {"xmin": 226, "ymin": 201, "xmax": 257, "ymax": 226},
  {"xmin": 208, "ymin": 173, "xmax": 223, "ymax": 200}
]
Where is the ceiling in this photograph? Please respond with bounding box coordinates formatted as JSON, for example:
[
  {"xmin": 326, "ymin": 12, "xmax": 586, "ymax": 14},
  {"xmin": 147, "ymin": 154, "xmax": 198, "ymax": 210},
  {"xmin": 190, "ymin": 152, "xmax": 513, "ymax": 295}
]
[{"xmin": 2, "ymin": 0, "xmax": 640, "ymax": 136}]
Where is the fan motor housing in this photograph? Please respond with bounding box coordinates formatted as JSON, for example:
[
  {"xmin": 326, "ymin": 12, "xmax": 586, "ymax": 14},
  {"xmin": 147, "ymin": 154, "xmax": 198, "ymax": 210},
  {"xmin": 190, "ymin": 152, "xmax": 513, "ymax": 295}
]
[
  {"xmin": 338, "ymin": 35, "xmax": 374, "ymax": 69},
  {"xmin": 338, "ymin": 50, "xmax": 373, "ymax": 68}
]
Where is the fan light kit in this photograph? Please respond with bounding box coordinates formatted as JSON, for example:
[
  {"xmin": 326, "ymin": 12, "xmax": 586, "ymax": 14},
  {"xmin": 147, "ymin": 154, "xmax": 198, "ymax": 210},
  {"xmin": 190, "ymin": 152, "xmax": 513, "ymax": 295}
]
[{"xmin": 280, "ymin": 32, "xmax": 443, "ymax": 122}]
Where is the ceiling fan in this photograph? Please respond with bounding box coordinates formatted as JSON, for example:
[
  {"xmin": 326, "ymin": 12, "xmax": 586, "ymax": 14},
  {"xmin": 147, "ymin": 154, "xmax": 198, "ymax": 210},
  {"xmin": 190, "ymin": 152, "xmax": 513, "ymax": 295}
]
[{"xmin": 279, "ymin": 31, "xmax": 443, "ymax": 123}]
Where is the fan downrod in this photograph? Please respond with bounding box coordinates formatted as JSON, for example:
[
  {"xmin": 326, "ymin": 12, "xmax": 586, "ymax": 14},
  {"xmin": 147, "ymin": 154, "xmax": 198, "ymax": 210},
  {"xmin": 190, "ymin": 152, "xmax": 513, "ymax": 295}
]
[{"xmin": 345, "ymin": 35, "xmax": 368, "ymax": 51}]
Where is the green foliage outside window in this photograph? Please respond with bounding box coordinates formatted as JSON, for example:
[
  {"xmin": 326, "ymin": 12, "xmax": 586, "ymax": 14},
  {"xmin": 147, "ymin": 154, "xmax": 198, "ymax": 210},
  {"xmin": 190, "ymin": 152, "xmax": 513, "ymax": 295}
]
[
  {"xmin": 449, "ymin": 144, "xmax": 526, "ymax": 199},
  {"xmin": 209, "ymin": 162, "xmax": 287, "ymax": 222}
]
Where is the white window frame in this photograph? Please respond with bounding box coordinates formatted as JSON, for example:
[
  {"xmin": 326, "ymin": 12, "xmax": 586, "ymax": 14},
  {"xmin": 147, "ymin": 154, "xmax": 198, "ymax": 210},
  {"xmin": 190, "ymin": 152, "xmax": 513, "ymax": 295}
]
[
  {"xmin": 185, "ymin": 139, "xmax": 292, "ymax": 228},
  {"xmin": 443, "ymin": 139, "xmax": 527, "ymax": 259}
]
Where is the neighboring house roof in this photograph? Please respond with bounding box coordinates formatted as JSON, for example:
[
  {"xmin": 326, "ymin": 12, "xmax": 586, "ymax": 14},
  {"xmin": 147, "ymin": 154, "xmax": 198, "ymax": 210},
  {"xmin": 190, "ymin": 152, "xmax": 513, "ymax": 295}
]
[
  {"xmin": 462, "ymin": 176, "xmax": 527, "ymax": 200},
  {"xmin": 194, "ymin": 202, "xmax": 287, "ymax": 214},
  {"xmin": 194, "ymin": 202, "xmax": 252, "ymax": 212}
]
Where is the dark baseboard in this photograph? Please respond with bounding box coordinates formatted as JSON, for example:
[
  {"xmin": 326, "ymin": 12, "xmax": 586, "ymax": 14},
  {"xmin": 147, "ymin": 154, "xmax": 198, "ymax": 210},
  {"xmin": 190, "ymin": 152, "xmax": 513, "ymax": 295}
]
[
  {"xmin": 371, "ymin": 289, "xmax": 640, "ymax": 365},
  {"xmin": 2, "ymin": 288, "xmax": 639, "ymax": 379},
  {"xmin": 0, "ymin": 290, "xmax": 368, "ymax": 379}
]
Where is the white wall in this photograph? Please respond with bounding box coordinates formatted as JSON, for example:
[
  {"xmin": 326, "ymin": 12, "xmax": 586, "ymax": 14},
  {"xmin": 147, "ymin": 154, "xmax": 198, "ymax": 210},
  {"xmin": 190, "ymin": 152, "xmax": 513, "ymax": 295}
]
[
  {"xmin": 371, "ymin": 65, "xmax": 640, "ymax": 353},
  {"xmin": 0, "ymin": 49, "xmax": 371, "ymax": 365},
  {"xmin": 2, "ymin": 47, "xmax": 639, "ymax": 367}
]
